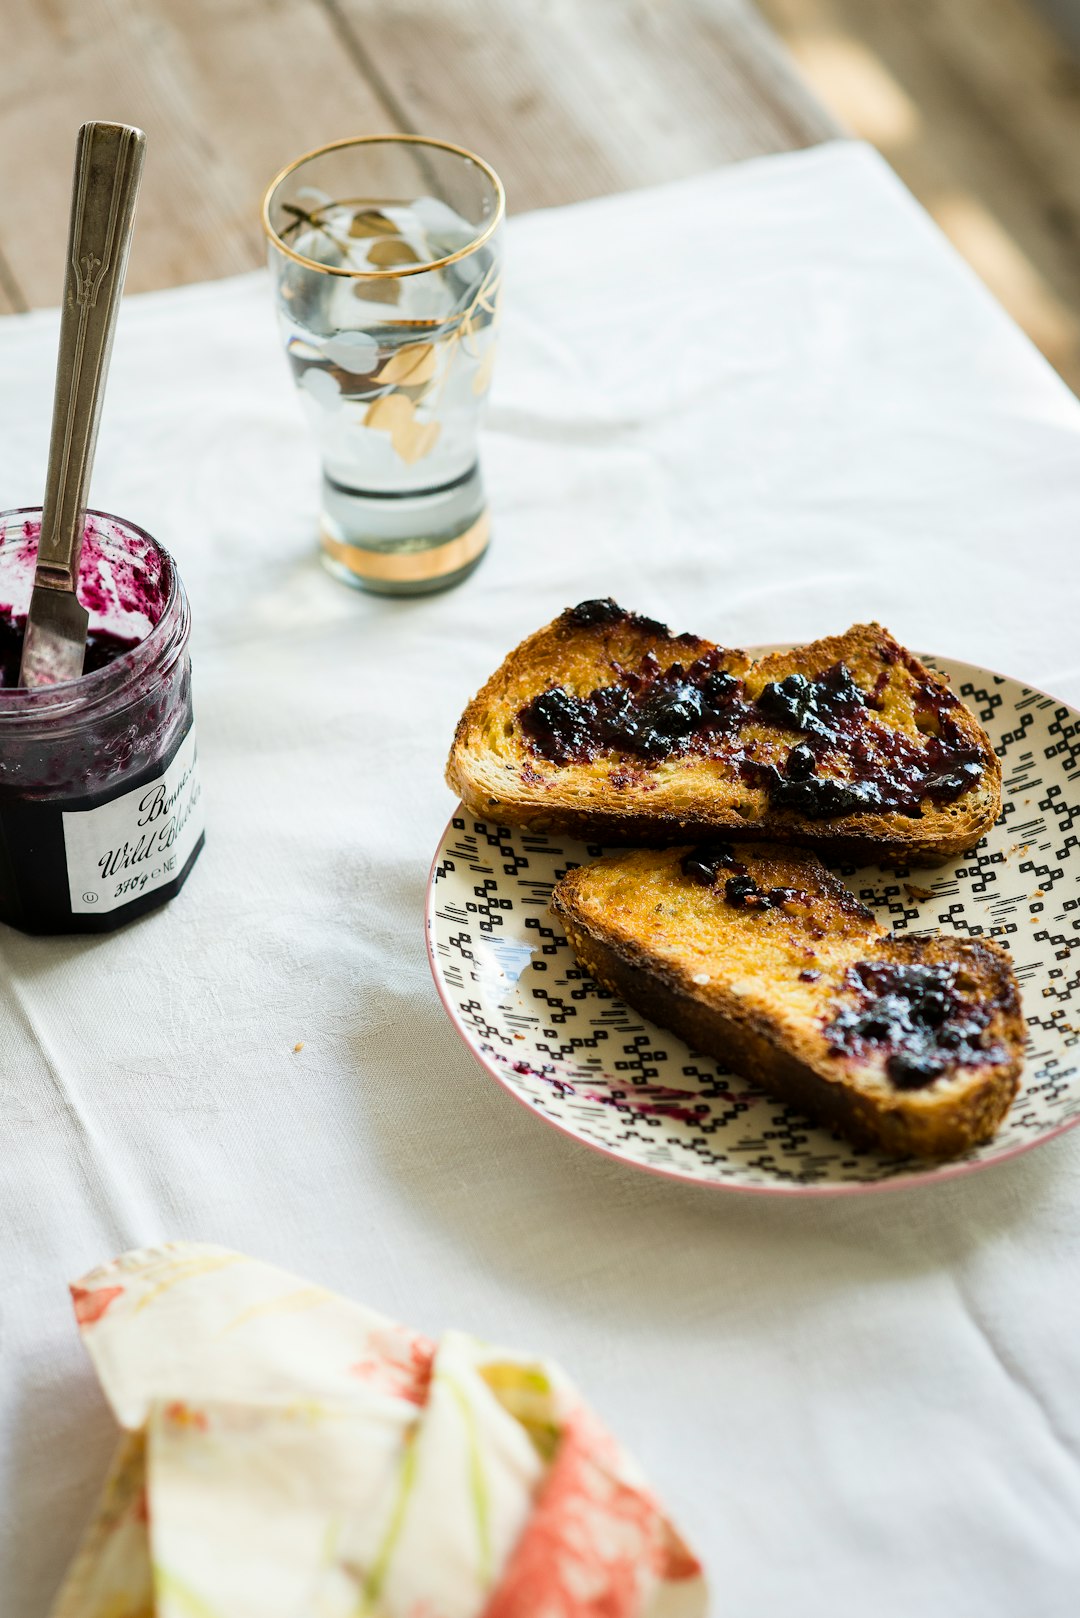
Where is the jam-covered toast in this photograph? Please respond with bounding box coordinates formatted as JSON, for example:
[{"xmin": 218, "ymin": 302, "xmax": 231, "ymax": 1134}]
[
  {"xmin": 446, "ymin": 601, "xmax": 1001, "ymax": 866},
  {"xmin": 552, "ymin": 844, "xmax": 1024, "ymax": 1159}
]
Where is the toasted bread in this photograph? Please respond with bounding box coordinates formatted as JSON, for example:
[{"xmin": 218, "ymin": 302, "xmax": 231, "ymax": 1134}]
[
  {"xmin": 447, "ymin": 602, "xmax": 1000, "ymax": 865},
  {"xmin": 551, "ymin": 843, "xmax": 1024, "ymax": 1159}
]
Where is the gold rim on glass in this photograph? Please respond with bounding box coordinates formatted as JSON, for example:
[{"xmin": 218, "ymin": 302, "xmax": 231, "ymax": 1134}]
[{"xmin": 261, "ymin": 134, "xmax": 505, "ymax": 280}]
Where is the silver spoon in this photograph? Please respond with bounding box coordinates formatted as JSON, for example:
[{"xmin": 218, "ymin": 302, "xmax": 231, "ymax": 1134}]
[{"xmin": 19, "ymin": 121, "xmax": 146, "ymax": 688}]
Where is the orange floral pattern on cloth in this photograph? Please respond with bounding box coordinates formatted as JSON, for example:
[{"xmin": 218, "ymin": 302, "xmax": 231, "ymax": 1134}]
[
  {"xmin": 482, "ymin": 1407, "xmax": 703, "ymax": 1618},
  {"xmin": 349, "ymin": 1322, "xmax": 436, "ymax": 1406},
  {"xmin": 70, "ymin": 1283, "xmax": 124, "ymax": 1326},
  {"xmin": 162, "ymin": 1400, "xmax": 209, "ymax": 1432}
]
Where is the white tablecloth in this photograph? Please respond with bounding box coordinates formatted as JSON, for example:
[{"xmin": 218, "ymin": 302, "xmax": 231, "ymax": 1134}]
[{"xmin": 2, "ymin": 140, "xmax": 1079, "ymax": 1617}]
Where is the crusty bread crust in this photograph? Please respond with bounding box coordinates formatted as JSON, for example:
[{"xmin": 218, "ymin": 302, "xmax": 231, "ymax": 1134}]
[
  {"xmin": 551, "ymin": 846, "xmax": 1024, "ymax": 1160},
  {"xmin": 446, "ymin": 610, "xmax": 1001, "ymax": 867}
]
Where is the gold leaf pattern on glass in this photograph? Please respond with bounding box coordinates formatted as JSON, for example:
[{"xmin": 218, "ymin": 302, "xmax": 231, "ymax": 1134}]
[
  {"xmin": 352, "ymin": 278, "xmax": 401, "ymax": 306},
  {"xmin": 279, "ymin": 197, "xmax": 501, "ymax": 471},
  {"xmin": 378, "ymin": 343, "xmax": 438, "ymax": 387},
  {"xmin": 471, "ymin": 344, "xmax": 496, "ymax": 396},
  {"xmin": 365, "ymin": 392, "xmax": 441, "ymax": 463},
  {"xmin": 367, "ymin": 239, "xmax": 422, "ymax": 268},
  {"xmin": 347, "ymin": 208, "xmax": 400, "ymax": 239}
]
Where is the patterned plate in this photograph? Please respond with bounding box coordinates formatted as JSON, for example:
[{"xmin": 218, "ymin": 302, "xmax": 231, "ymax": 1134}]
[{"xmin": 426, "ymin": 656, "xmax": 1080, "ymax": 1194}]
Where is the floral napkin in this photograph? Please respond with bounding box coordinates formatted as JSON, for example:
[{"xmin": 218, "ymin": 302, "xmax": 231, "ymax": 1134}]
[{"xmin": 50, "ymin": 1243, "xmax": 707, "ymax": 1618}]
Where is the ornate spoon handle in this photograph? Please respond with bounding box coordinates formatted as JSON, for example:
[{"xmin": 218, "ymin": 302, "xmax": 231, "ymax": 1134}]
[{"xmin": 36, "ymin": 121, "xmax": 146, "ymax": 588}]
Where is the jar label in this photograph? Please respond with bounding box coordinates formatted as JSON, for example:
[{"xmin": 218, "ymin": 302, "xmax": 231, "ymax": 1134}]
[{"xmin": 63, "ymin": 726, "xmax": 204, "ymax": 915}]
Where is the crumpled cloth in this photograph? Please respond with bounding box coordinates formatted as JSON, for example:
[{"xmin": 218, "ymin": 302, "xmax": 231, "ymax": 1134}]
[{"xmin": 50, "ymin": 1243, "xmax": 705, "ymax": 1618}]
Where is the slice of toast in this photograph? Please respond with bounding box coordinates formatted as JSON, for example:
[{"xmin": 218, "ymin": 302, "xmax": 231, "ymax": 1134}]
[
  {"xmin": 551, "ymin": 844, "xmax": 1024, "ymax": 1159},
  {"xmin": 446, "ymin": 601, "xmax": 1001, "ymax": 865}
]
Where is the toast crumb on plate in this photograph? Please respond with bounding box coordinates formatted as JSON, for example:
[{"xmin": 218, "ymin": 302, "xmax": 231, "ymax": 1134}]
[
  {"xmin": 447, "ymin": 602, "xmax": 1001, "ymax": 866},
  {"xmin": 552, "ymin": 843, "xmax": 1024, "ymax": 1159}
]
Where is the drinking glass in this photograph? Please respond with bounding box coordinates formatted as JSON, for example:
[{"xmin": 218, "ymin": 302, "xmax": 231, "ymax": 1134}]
[{"xmin": 262, "ymin": 135, "xmax": 504, "ymax": 595}]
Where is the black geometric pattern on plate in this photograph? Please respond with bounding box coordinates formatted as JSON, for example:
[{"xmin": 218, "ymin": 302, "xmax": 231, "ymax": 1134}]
[{"xmin": 426, "ymin": 655, "xmax": 1080, "ymax": 1193}]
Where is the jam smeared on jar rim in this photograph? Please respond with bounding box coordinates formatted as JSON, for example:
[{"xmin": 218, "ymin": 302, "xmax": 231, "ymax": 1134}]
[
  {"xmin": 824, "ymin": 959, "xmax": 1005, "ymax": 1090},
  {"xmin": 679, "ymin": 843, "xmax": 810, "ymax": 912},
  {"xmin": 0, "ymin": 516, "xmax": 168, "ymax": 691},
  {"xmin": 518, "ymin": 601, "xmax": 985, "ymax": 821},
  {"xmin": 0, "ymin": 607, "xmax": 141, "ymax": 690}
]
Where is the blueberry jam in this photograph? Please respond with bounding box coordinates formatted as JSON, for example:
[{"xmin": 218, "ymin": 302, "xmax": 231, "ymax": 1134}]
[
  {"xmin": 744, "ymin": 666, "xmax": 985, "ymax": 819},
  {"xmin": 679, "ymin": 844, "xmax": 809, "ymax": 911},
  {"xmin": 0, "ymin": 509, "xmax": 202, "ymax": 935},
  {"xmin": 518, "ymin": 602, "xmax": 984, "ymax": 820},
  {"xmin": 519, "ymin": 650, "xmax": 743, "ymax": 766},
  {"xmin": 824, "ymin": 960, "xmax": 1004, "ymax": 1090},
  {"xmin": 566, "ymin": 598, "xmax": 635, "ymax": 629},
  {"xmin": 755, "ymin": 664, "xmax": 866, "ymax": 738},
  {"xmin": 679, "ymin": 843, "xmax": 741, "ymax": 886},
  {"xmin": 0, "ymin": 607, "xmax": 140, "ymax": 689},
  {"xmin": 564, "ymin": 598, "xmax": 695, "ymax": 640},
  {"xmin": 723, "ymin": 873, "xmax": 809, "ymax": 911}
]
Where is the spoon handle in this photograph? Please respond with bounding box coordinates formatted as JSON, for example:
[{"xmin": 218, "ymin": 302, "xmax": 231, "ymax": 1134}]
[{"xmin": 36, "ymin": 122, "xmax": 145, "ymax": 588}]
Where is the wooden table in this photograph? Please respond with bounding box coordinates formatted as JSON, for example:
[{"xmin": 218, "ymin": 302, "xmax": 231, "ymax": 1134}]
[{"xmin": 1, "ymin": 0, "xmax": 838, "ymax": 314}]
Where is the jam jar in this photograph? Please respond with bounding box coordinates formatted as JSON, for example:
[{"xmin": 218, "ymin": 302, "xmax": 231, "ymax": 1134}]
[{"xmin": 0, "ymin": 508, "xmax": 204, "ymax": 934}]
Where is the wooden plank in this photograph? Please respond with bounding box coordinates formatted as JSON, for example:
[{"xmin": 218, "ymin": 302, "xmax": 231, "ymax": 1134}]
[
  {"xmin": 0, "ymin": 251, "xmax": 23, "ymax": 317},
  {"xmin": 323, "ymin": 0, "xmax": 839, "ymax": 213},
  {"xmin": 757, "ymin": 0, "xmax": 1080, "ymax": 389},
  {"xmin": 6, "ymin": 0, "xmax": 1080, "ymax": 393},
  {"xmin": 0, "ymin": 0, "xmax": 399, "ymax": 308},
  {"xmin": 0, "ymin": 0, "xmax": 833, "ymax": 311}
]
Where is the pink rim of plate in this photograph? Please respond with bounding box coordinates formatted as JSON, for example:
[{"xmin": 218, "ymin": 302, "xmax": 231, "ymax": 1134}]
[{"xmin": 424, "ymin": 646, "xmax": 1080, "ymax": 1197}]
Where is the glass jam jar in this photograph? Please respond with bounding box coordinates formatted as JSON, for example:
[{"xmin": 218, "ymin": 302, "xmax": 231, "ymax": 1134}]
[{"xmin": 0, "ymin": 508, "xmax": 204, "ymax": 934}]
